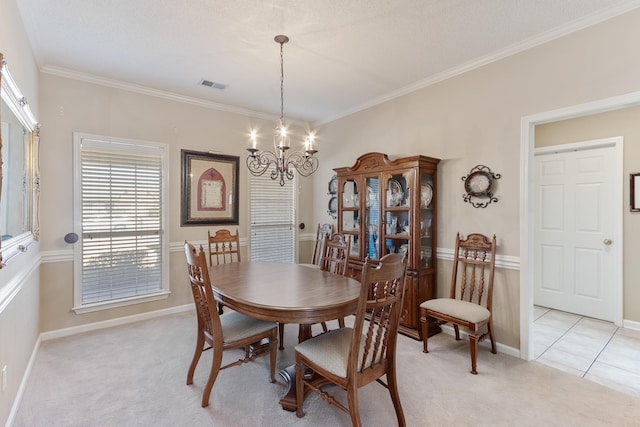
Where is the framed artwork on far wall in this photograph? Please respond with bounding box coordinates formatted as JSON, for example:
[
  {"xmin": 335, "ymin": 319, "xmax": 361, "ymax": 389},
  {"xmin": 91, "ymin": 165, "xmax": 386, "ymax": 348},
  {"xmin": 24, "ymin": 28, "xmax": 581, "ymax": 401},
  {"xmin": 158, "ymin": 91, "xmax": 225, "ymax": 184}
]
[
  {"xmin": 181, "ymin": 150, "xmax": 239, "ymax": 225},
  {"xmin": 631, "ymin": 173, "xmax": 640, "ymax": 212}
]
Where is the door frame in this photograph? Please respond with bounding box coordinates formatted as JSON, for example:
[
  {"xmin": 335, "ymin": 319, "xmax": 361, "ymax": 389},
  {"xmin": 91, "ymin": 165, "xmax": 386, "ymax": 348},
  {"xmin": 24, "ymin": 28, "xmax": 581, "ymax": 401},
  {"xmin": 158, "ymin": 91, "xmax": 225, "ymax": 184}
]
[{"xmin": 520, "ymin": 90, "xmax": 640, "ymax": 361}]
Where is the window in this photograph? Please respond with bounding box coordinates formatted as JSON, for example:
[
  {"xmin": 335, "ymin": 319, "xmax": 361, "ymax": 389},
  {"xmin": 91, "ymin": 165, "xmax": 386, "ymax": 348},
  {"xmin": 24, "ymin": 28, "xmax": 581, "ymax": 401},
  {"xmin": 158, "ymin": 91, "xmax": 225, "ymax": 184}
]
[
  {"xmin": 72, "ymin": 133, "xmax": 169, "ymax": 313},
  {"xmin": 249, "ymin": 174, "xmax": 297, "ymax": 262}
]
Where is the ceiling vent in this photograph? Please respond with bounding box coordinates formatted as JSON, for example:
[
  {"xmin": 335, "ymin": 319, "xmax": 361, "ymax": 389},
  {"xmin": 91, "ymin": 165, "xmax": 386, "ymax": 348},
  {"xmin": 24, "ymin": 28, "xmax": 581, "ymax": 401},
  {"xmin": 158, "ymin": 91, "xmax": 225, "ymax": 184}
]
[{"xmin": 199, "ymin": 79, "xmax": 227, "ymax": 90}]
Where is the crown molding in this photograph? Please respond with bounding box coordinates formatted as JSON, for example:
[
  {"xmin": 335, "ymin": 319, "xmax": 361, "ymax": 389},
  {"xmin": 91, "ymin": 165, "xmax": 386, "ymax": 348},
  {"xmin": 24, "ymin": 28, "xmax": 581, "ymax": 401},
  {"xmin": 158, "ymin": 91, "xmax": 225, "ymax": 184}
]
[
  {"xmin": 40, "ymin": 65, "xmax": 280, "ymax": 122},
  {"xmin": 317, "ymin": 1, "xmax": 640, "ymax": 125}
]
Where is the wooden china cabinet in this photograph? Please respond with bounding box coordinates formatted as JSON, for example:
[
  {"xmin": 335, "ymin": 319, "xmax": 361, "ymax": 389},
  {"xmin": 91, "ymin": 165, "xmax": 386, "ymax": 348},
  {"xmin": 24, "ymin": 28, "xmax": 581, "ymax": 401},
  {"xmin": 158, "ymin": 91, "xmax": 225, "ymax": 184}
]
[{"xmin": 334, "ymin": 152, "xmax": 440, "ymax": 340}]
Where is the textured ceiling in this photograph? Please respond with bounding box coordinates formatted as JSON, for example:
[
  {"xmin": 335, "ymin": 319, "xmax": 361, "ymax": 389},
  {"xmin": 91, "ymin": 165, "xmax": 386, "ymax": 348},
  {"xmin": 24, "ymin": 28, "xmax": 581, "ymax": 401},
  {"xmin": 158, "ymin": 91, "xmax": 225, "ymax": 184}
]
[{"xmin": 15, "ymin": 0, "xmax": 640, "ymax": 124}]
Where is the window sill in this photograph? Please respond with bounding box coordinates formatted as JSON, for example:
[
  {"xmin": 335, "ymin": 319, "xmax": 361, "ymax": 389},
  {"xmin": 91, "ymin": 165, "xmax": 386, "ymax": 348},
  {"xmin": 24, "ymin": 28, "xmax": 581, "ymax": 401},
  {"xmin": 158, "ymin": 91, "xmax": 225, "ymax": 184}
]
[{"xmin": 73, "ymin": 291, "xmax": 171, "ymax": 314}]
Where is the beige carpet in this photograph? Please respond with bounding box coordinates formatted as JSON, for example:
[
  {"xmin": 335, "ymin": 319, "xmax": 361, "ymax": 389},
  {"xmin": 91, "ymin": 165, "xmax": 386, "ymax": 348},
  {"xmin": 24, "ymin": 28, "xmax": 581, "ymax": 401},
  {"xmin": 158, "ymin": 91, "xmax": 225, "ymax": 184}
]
[{"xmin": 13, "ymin": 311, "xmax": 640, "ymax": 426}]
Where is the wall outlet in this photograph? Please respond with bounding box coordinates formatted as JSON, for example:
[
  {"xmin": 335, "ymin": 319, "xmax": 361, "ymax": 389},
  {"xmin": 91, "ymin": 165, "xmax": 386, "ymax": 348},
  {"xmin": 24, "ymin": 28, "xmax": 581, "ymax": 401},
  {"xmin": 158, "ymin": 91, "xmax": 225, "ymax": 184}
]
[{"xmin": 1, "ymin": 365, "xmax": 7, "ymax": 392}]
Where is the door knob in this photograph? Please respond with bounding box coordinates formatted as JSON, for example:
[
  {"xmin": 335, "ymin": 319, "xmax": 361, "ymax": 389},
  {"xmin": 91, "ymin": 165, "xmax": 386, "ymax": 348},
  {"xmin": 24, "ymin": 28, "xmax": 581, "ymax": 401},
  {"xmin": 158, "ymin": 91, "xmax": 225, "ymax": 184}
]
[{"xmin": 603, "ymin": 239, "xmax": 612, "ymax": 245}]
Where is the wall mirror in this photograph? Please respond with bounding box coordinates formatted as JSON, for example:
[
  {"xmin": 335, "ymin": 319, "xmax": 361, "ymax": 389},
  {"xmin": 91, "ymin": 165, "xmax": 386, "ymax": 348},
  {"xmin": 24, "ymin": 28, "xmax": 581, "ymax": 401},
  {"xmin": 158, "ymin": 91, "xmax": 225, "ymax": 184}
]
[{"xmin": 0, "ymin": 54, "xmax": 40, "ymax": 268}]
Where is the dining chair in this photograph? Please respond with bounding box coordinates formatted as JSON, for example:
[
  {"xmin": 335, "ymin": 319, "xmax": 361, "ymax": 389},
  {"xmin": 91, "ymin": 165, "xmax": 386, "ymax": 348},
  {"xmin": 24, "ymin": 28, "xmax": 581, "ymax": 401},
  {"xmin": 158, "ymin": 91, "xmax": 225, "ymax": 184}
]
[
  {"xmin": 299, "ymin": 223, "xmax": 333, "ymax": 269},
  {"xmin": 294, "ymin": 253, "xmax": 408, "ymax": 426},
  {"xmin": 419, "ymin": 233, "xmax": 497, "ymax": 374},
  {"xmin": 283, "ymin": 227, "xmax": 342, "ymax": 348},
  {"xmin": 317, "ymin": 233, "xmax": 351, "ymax": 333},
  {"xmin": 207, "ymin": 228, "xmax": 241, "ymax": 316},
  {"xmin": 208, "ymin": 228, "xmax": 241, "ymax": 266},
  {"xmin": 184, "ymin": 242, "xmax": 278, "ymax": 407}
]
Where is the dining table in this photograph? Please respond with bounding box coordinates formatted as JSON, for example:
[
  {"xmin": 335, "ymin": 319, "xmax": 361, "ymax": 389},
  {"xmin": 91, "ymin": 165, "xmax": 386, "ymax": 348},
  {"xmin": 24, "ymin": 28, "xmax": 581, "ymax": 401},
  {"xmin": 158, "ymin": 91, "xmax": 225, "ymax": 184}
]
[{"xmin": 209, "ymin": 261, "xmax": 362, "ymax": 411}]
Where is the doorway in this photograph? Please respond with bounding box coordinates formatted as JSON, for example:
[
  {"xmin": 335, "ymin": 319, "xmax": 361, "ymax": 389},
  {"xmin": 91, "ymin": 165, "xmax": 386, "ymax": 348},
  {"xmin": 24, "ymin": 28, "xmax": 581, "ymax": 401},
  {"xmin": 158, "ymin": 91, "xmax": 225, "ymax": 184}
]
[
  {"xmin": 534, "ymin": 138, "xmax": 621, "ymax": 322},
  {"xmin": 520, "ymin": 91, "xmax": 640, "ymax": 360}
]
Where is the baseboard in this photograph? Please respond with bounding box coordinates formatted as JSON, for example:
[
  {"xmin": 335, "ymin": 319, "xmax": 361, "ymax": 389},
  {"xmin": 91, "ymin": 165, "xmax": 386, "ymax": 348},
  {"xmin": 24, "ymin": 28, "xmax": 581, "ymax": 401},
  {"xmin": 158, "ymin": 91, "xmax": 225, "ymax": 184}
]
[
  {"xmin": 40, "ymin": 304, "xmax": 195, "ymax": 341},
  {"xmin": 623, "ymin": 319, "xmax": 640, "ymax": 331},
  {"xmin": 5, "ymin": 336, "xmax": 41, "ymax": 427},
  {"xmin": 440, "ymin": 324, "xmax": 520, "ymax": 358}
]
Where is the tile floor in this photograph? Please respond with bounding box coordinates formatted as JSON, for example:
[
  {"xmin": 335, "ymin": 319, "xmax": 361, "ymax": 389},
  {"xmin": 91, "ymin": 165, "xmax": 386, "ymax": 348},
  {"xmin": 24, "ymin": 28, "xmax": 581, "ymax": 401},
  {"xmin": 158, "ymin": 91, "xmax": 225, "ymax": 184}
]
[{"xmin": 533, "ymin": 305, "xmax": 640, "ymax": 396}]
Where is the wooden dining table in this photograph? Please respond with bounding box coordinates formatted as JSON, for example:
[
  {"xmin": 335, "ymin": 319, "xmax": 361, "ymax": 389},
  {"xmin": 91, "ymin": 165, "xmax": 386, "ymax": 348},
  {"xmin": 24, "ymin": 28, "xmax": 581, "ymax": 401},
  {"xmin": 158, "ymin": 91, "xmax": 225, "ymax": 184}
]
[{"xmin": 209, "ymin": 261, "xmax": 361, "ymax": 411}]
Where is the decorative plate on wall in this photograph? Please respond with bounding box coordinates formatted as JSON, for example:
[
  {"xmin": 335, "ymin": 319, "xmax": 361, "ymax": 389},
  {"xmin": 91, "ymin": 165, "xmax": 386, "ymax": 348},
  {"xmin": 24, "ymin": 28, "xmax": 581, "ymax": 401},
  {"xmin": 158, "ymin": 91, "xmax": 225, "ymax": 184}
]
[
  {"xmin": 328, "ymin": 175, "xmax": 337, "ymax": 194},
  {"xmin": 328, "ymin": 196, "xmax": 337, "ymax": 219}
]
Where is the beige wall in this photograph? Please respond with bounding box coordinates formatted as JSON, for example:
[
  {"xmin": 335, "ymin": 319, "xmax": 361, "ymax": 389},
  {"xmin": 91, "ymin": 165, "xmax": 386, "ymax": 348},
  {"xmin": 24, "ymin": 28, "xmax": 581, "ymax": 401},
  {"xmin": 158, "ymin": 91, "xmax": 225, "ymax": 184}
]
[
  {"xmin": 314, "ymin": 9, "xmax": 640, "ymax": 347},
  {"xmin": 0, "ymin": 0, "xmax": 41, "ymax": 424},
  {"xmin": 536, "ymin": 106, "xmax": 640, "ymax": 322},
  {"xmin": 37, "ymin": 75, "xmax": 315, "ymax": 331}
]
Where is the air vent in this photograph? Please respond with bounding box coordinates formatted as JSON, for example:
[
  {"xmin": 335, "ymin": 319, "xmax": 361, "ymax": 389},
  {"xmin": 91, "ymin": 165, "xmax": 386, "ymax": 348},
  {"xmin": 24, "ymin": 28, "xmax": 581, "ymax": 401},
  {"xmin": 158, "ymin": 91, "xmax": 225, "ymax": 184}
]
[{"xmin": 199, "ymin": 79, "xmax": 227, "ymax": 90}]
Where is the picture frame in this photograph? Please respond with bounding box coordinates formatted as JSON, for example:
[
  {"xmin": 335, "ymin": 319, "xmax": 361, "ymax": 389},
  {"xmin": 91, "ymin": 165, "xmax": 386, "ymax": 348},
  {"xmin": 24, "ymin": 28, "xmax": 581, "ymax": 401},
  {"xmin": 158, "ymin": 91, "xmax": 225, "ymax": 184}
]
[
  {"xmin": 631, "ymin": 173, "xmax": 640, "ymax": 212},
  {"xmin": 181, "ymin": 150, "xmax": 239, "ymax": 225}
]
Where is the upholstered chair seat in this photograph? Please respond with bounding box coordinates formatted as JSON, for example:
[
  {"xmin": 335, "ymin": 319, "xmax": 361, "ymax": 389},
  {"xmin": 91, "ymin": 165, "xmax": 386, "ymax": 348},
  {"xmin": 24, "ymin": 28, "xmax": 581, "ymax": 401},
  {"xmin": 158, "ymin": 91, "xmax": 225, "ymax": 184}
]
[
  {"xmin": 295, "ymin": 328, "xmax": 375, "ymax": 378},
  {"xmin": 420, "ymin": 299, "xmax": 490, "ymax": 325},
  {"xmin": 219, "ymin": 311, "xmax": 280, "ymax": 342}
]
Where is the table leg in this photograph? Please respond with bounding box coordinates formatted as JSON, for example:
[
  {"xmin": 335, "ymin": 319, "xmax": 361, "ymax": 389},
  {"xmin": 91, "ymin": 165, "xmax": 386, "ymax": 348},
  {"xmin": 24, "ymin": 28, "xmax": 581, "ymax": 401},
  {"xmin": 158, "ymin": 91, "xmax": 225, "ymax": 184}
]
[
  {"xmin": 278, "ymin": 366, "xmax": 298, "ymax": 411},
  {"xmin": 278, "ymin": 323, "xmax": 314, "ymax": 411}
]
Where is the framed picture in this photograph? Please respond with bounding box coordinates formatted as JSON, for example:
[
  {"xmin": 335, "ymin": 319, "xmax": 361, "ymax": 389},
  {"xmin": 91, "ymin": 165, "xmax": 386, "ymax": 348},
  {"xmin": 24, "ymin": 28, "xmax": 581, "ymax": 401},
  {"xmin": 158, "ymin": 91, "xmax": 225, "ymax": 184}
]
[
  {"xmin": 181, "ymin": 150, "xmax": 239, "ymax": 225},
  {"xmin": 631, "ymin": 173, "xmax": 640, "ymax": 212}
]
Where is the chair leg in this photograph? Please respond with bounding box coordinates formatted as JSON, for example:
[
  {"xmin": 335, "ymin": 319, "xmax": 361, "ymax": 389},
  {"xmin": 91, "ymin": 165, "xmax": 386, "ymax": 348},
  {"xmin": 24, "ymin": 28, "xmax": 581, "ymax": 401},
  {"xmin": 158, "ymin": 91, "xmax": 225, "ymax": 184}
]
[
  {"xmin": 269, "ymin": 331, "xmax": 277, "ymax": 382},
  {"xmin": 386, "ymin": 359, "xmax": 406, "ymax": 427},
  {"xmin": 295, "ymin": 360, "xmax": 306, "ymax": 418},
  {"xmin": 202, "ymin": 346, "xmax": 223, "ymax": 407},
  {"xmin": 187, "ymin": 332, "xmax": 205, "ymax": 385},
  {"xmin": 454, "ymin": 324, "xmax": 461, "ymax": 340},
  {"xmin": 346, "ymin": 383, "xmax": 362, "ymax": 427},
  {"xmin": 278, "ymin": 323, "xmax": 285, "ymax": 350},
  {"xmin": 469, "ymin": 334, "xmax": 479, "ymax": 375},
  {"xmin": 488, "ymin": 319, "xmax": 497, "ymax": 354},
  {"xmin": 338, "ymin": 317, "xmax": 345, "ymax": 328},
  {"xmin": 420, "ymin": 310, "xmax": 429, "ymax": 353}
]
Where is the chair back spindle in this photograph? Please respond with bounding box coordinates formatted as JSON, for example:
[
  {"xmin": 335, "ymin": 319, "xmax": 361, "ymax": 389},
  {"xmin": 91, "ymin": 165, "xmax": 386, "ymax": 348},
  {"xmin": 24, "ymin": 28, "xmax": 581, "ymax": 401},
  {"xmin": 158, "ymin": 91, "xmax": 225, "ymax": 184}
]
[
  {"xmin": 311, "ymin": 223, "xmax": 333, "ymax": 265},
  {"xmin": 208, "ymin": 229, "xmax": 241, "ymax": 266},
  {"xmin": 185, "ymin": 243, "xmax": 223, "ymax": 340},
  {"xmin": 451, "ymin": 234, "xmax": 495, "ymax": 310},
  {"xmin": 351, "ymin": 254, "xmax": 407, "ymax": 376},
  {"xmin": 319, "ymin": 233, "xmax": 351, "ymax": 276}
]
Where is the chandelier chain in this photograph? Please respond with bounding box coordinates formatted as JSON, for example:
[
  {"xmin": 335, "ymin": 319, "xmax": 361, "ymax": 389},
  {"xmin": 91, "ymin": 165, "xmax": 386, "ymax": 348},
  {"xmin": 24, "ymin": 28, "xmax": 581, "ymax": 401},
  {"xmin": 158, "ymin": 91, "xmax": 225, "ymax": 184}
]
[{"xmin": 280, "ymin": 39, "xmax": 285, "ymax": 127}]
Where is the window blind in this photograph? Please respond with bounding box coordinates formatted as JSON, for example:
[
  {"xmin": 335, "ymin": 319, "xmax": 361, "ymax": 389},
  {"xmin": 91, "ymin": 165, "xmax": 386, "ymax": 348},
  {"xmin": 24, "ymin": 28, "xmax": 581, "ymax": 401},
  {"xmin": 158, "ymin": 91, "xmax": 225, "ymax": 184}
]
[
  {"xmin": 249, "ymin": 174, "xmax": 296, "ymax": 262},
  {"xmin": 78, "ymin": 138, "xmax": 166, "ymax": 305}
]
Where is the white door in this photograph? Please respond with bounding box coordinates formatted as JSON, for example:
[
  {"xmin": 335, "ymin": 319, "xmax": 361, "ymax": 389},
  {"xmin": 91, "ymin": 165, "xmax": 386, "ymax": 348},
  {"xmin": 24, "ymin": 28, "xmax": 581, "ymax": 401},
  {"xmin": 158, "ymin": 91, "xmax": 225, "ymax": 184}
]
[{"xmin": 534, "ymin": 138, "xmax": 620, "ymax": 322}]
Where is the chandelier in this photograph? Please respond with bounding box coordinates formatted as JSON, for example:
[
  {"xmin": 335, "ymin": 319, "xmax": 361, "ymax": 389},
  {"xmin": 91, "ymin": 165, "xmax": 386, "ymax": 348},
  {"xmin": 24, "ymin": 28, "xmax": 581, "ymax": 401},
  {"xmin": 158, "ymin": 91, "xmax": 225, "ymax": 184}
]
[{"xmin": 246, "ymin": 35, "xmax": 319, "ymax": 186}]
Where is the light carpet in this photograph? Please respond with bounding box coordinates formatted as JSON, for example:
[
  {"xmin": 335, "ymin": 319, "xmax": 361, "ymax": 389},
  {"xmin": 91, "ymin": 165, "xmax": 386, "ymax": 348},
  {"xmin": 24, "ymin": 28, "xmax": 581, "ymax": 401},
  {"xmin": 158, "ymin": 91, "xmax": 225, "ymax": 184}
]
[{"xmin": 13, "ymin": 311, "xmax": 640, "ymax": 426}]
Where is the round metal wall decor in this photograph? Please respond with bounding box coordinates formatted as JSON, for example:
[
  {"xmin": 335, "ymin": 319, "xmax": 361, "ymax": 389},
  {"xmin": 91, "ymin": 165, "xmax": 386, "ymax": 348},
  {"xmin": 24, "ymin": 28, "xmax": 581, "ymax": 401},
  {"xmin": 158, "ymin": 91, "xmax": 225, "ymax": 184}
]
[{"xmin": 462, "ymin": 165, "xmax": 501, "ymax": 208}]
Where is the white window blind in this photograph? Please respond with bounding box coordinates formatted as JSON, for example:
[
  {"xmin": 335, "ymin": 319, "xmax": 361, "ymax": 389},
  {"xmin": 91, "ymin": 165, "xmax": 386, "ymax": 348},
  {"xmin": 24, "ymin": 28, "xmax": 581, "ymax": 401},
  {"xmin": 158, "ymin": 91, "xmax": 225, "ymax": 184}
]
[
  {"xmin": 73, "ymin": 134, "xmax": 169, "ymax": 312},
  {"xmin": 249, "ymin": 174, "xmax": 296, "ymax": 262}
]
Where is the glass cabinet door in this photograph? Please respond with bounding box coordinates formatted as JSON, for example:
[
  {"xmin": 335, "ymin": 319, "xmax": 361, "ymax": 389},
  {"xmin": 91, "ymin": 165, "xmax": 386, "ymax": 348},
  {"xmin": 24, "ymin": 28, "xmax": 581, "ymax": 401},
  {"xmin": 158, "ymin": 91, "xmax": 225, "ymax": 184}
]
[
  {"xmin": 382, "ymin": 171, "xmax": 412, "ymax": 264},
  {"xmin": 419, "ymin": 172, "xmax": 435, "ymax": 268},
  {"xmin": 364, "ymin": 176, "xmax": 380, "ymax": 260},
  {"xmin": 340, "ymin": 178, "xmax": 360, "ymax": 258}
]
